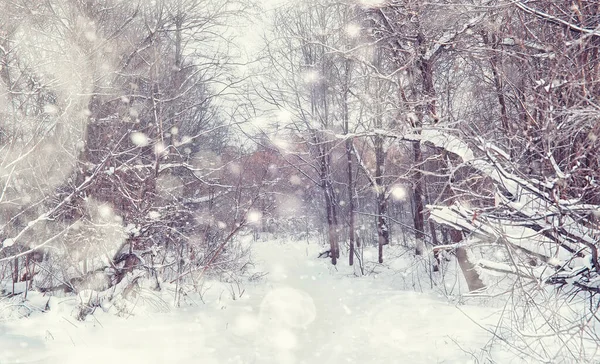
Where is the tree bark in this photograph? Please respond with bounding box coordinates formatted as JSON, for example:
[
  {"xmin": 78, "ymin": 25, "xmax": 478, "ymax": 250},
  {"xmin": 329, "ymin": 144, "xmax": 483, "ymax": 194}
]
[
  {"xmin": 375, "ymin": 134, "xmax": 389, "ymax": 263},
  {"xmin": 412, "ymin": 141, "xmax": 425, "ymax": 255},
  {"xmin": 346, "ymin": 138, "xmax": 355, "ymax": 266},
  {"xmin": 318, "ymin": 141, "xmax": 339, "ymax": 265},
  {"xmin": 450, "ymin": 229, "xmax": 485, "ymax": 292},
  {"xmin": 481, "ymin": 30, "xmax": 509, "ymax": 132}
]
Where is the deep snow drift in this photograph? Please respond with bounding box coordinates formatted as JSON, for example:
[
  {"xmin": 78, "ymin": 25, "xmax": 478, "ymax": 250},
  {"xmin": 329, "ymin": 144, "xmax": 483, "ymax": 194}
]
[{"xmin": 0, "ymin": 240, "xmax": 519, "ymax": 364}]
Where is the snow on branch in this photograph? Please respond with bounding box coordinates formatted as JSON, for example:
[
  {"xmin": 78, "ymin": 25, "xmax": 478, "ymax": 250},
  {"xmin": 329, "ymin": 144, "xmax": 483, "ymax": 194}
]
[
  {"xmin": 419, "ymin": 130, "xmax": 600, "ymax": 290},
  {"xmin": 1, "ymin": 155, "xmax": 110, "ymax": 253},
  {"xmin": 424, "ymin": 13, "xmax": 487, "ymax": 61},
  {"xmin": 340, "ymin": 126, "xmax": 600, "ymax": 291},
  {"xmin": 512, "ymin": 0, "xmax": 600, "ymax": 38}
]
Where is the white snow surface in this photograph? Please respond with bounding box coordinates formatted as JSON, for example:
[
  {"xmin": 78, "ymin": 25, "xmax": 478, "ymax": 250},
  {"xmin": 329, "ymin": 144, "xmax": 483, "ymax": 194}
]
[{"xmin": 0, "ymin": 240, "xmax": 510, "ymax": 364}]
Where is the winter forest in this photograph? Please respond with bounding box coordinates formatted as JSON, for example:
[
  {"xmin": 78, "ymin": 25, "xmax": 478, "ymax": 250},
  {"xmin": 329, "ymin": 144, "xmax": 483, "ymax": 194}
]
[{"xmin": 1, "ymin": 0, "xmax": 600, "ymax": 362}]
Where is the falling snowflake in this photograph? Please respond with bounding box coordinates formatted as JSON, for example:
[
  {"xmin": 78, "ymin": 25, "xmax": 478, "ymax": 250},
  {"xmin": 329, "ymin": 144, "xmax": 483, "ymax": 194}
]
[
  {"xmin": 390, "ymin": 185, "xmax": 407, "ymax": 201},
  {"xmin": 346, "ymin": 23, "xmax": 361, "ymax": 38},
  {"xmin": 130, "ymin": 132, "xmax": 149, "ymax": 147}
]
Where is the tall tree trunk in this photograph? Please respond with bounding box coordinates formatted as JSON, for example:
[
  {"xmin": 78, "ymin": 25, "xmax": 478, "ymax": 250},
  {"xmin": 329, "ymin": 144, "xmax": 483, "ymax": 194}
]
[
  {"xmin": 412, "ymin": 33, "xmax": 436, "ymax": 256},
  {"xmin": 412, "ymin": 141, "xmax": 425, "ymax": 256},
  {"xmin": 341, "ymin": 55, "xmax": 355, "ymax": 266},
  {"xmin": 371, "ymin": 46, "xmax": 389, "ymax": 263},
  {"xmin": 344, "ymin": 108, "xmax": 355, "ymax": 266},
  {"xmin": 375, "ymin": 135, "xmax": 388, "ymax": 263},
  {"xmin": 347, "ymin": 142, "xmax": 355, "ymax": 266},
  {"xmin": 318, "ymin": 140, "xmax": 339, "ymax": 265},
  {"xmin": 324, "ymin": 182, "xmax": 339, "ymax": 265},
  {"xmin": 481, "ymin": 30, "xmax": 509, "ymax": 132}
]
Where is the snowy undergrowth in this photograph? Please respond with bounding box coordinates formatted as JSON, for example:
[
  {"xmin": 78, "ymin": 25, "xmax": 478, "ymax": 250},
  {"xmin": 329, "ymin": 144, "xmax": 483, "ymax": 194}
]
[{"xmin": 0, "ymin": 238, "xmax": 573, "ymax": 364}]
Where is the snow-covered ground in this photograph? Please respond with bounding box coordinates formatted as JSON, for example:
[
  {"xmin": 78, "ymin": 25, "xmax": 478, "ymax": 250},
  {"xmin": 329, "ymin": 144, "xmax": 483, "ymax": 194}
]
[{"xmin": 0, "ymin": 240, "xmax": 516, "ymax": 364}]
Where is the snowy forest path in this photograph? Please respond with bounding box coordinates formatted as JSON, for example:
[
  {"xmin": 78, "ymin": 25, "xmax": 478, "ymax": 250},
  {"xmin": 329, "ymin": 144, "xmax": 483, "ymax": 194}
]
[
  {"xmin": 244, "ymin": 241, "xmax": 496, "ymax": 364},
  {"xmin": 0, "ymin": 241, "xmax": 498, "ymax": 364}
]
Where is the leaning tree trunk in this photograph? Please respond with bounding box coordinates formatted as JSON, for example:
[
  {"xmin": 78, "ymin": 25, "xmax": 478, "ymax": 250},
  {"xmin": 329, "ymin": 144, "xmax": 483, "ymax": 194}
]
[
  {"xmin": 450, "ymin": 230, "xmax": 485, "ymax": 291},
  {"xmin": 439, "ymin": 151, "xmax": 485, "ymax": 291}
]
